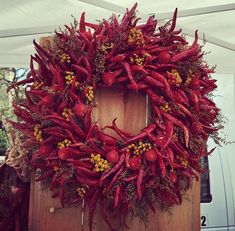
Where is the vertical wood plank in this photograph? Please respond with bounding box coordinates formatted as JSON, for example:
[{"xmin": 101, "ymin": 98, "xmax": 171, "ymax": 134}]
[{"xmin": 93, "ymin": 88, "xmax": 147, "ymax": 137}]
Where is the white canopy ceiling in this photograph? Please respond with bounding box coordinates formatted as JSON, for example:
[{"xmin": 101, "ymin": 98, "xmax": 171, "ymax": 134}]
[{"xmin": 0, "ymin": 0, "xmax": 234, "ymax": 73}]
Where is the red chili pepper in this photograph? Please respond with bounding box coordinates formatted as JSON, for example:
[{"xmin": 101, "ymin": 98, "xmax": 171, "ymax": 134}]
[
  {"xmin": 86, "ymin": 124, "xmax": 98, "ymax": 141},
  {"xmin": 58, "ymin": 147, "xmax": 83, "ymax": 160},
  {"xmin": 79, "ymin": 12, "xmax": 86, "ymax": 32},
  {"xmin": 125, "ymin": 124, "xmax": 156, "ymax": 144},
  {"xmin": 152, "ymin": 105, "xmax": 163, "ymax": 119},
  {"xmin": 202, "ymin": 124, "xmax": 218, "ymax": 133},
  {"xmin": 170, "ymin": 35, "xmax": 188, "ymax": 45},
  {"xmin": 83, "ymin": 56, "xmax": 92, "ymax": 81},
  {"xmin": 84, "ymin": 22, "xmax": 99, "ymax": 30},
  {"xmin": 103, "ymin": 69, "xmax": 122, "ymax": 87},
  {"xmin": 57, "ymin": 100, "xmax": 68, "ymax": 114},
  {"xmin": 33, "ymin": 39, "xmax": 51, "ymax": 59},
  {"xmin": 29, "ymin": 55, "xmax": 37, "ymax": 79},
  {"xmin": 122, "ymin": 174, "xmax": 137, "ymax": 182},
  {"xmin": 9, "ymin": 78, "xmax": 34, "ymax": 91},
  {"xmin": 6, "ymin": 120, "xmax": 33, "ymax": 131},
  {"xmin": 71, "ymin": 159, "xmax": 93, "ymax": 169},
  {"xmin": 144, "ymin": 75, "xmax": 165, "ymax": 88},
  {"xmin": 101, "ymin": 154, "xmax": 125, "ymax": 182},
  {"xmin": 130, "ymin": 64, "xmax": 149, "ymax": 74},
  {"xmin": 200, "ymin": 104, "xmax": 219, "ymax": 111},
  {"xmin": 158, "ymin": 156, "xmax": 166, "ymax": 176},
  {"xmin": 28, "ymin": 89, "xmax": 47, "ymax": 97},
  {"xmin": 122, "ymin": 62, "xmax": 138, "ymax": 90},
  {"xmin": 114, "ymin": 185, "xmax": 121, "ymax": 208},
  {"xmin": 162, "ymin": 113, "xmax": 189, "ymax": 147},
  {"xmin": 120, "ymin": 3, "xmax": 137, "ymax": 28},
  {"xmin": 65, "ymin": 25, "xmax": 75, "ymax": 35},
  {"xmin": 162, "ymin": 120, "xmax": 173, "ymax": 148},
  {"xmin": 46, "ymin": 131, "xmax": 67, "ymax": 139},
  {"xmin": 148, "ymin": 46, "xmax": 174, "ymax": 54},
  {"xmin": 172, "ymin": 28, "xmax": 182, "ymax": 35},
  {"xmin": 125, "ymin": 152, "xmax": 130, "ymax": 168},
  {"xmin": 84, "ymin": 108, "xmax": 92, "ymax": 132},
  {"xmin": 99, "ymin": 132, "xmax": 117, "ymax": 146},
  {"xmin": 188, "ymin": 90, "xmax": 199, "ymax": 112},
  {"xmin": 76, "ymin": 175, "xmax": 100, "ymax": 187},
  {"xmin": 115, "ymin": 75, "xmax": 129, "ymax": 83},
  {"xmin": 64, "ymin": 128, "xmax": 80, "ymax": 143},
  {"xmin": 176, "ymin": 103, "xmax": 193, "ymax": 118},
  {"xmin": 137, "ymin": 168, "xmax": 144, "ymax": 200},
  {"xmin": 167, "ymin": 146, "xmax": 175, "ymax": 163},
  {"xmin": 151, "ymin": 71, "xmax": 168, "ymax": 85},
  {"xmin": 109, "ymin": 54, "xmax": 126, "ymax": 62},
  {"xmin": 12, "ymin": 104, "xmax": 34, "ymax": 123},
  {"xmin": 169, "ymin": 171, "xmax": 177, "ymax": 183},
  {"xmin": 50, "ymin": 64, "xmax": 64, "ymax": 91},
  {"xmin": 150, "ymin": 71, "xmax": 173, "ymax": 98},
  {"xmin": 105, "ymin": 118, "xmax": 133, "ymax": 141},
  {"xmin": 146, "ymin": 89, "xmax": 165, "ymax": 104},
  {"xmin": 32, "ymin": 54, "xmax": 47, "ymax": 80},
  {"xmin": 68, "ymin": 114, "xmax": 86, "ymax": 139},
  {"xmin": 76, "ymin": 166, "xmax": 99, "ymax": 177},
  {"xmin": 153, "ymin": 118, "xmax": 165, "ymax": 130},
  {"xmin": 170, "ymin": 141, "xmax": 188, "ymax": 158},
  {"xmin": 168, "ymin": 8, "xmax": 178, "ymax": 33},
  {"xmin": 46, "ymin": 116, "xmax": 74, "ymax": 131},
  {"xmin": 127, "ymin": 83, "xmax": 149, "ymax": 90},
  {"xmin": 104, "ymin": 166, "xmax": 124, "ymax": 192},
  {"xmin": 72, "ymin": 64, "xmax": 89, "ymax": 77},
  {"xmin": 171, "ymin": 31, "xmax": 199, "ymax": 63}
]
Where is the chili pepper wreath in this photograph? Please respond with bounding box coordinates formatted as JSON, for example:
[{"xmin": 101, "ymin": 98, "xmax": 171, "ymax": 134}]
[{"xmin": 8, "ymin": 4, "xmax": 220, "ymax": 231}]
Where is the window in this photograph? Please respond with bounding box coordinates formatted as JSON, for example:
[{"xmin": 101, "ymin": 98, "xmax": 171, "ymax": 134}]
[{"xmin": 200, "ymin": 156, "xmax": 212, "ymax": 203}]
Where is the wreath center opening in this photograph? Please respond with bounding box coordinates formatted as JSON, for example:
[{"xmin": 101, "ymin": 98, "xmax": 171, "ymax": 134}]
[{"xmin": 93, "ymin": 88, "xmax": 147, "ymax": 140}]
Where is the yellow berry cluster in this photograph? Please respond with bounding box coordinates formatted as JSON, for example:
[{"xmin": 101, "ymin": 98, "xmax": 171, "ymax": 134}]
[
  {"xmin": 176, "ymin": 155, "xmax": 188, "ymax": 168},
  {"xmin": 76, "ymin": 185, "xmax": 89, "ymax": 197},
  {"xmin": 130, "ymin": 53, "xmax": 150, "ymax": 67},
  {"xmin": 60, "ymin": 53, "xmax": 71, "ymax": 63},
  {"xmin": 168, "ymin": 69, "xmax": 182, "ymax": 86},
  {"xmin": 61, "ymin": 108, "xmax": 72, "ymax": 121},
  {"xmin": 128, "ymin": 28, "xmax": 144, "ymax": 46},
  {"xmin": 34, "ymin": 125, "xmax": 43, "ymax": 142},
  {"xmin": 57, "ymin": 139, "xmax": 72, "ymax": 149},
  {"xmin": 32, "ymin": 81, "xmax": 43, "ymax": 89},
  {"xmin": 99, "ymin": 42, "xmax": 114, "ymax": 53},
  {"xmin": 64, "ymin": 71, "xmax": 75, "ymax": 85},
  {"xmin": 185, "ymin": 69, "xmax": 192, "ymax": 86},
  {"xmin": 125, "ymin": 141, "xmax": 152, "ymax": 156},
  {"xmin": 90, "ymin": 154, "xmax": 110, "ymax": 172},
  {"xmin": 86, "ymin": 86, "xmax": 94, "ymax": 102},
  {"xmin": 160, "ymin": 103, "xmax": 171, "ymax": 113}
]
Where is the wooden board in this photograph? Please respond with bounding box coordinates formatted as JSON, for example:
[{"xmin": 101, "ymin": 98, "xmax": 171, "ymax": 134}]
[{"xmin": 28, "ymin": 37, "xmax": 200, "ymax": 231}]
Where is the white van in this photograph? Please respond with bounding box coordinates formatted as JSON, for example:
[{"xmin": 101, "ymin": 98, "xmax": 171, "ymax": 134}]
[
  {"xmin": 200, "ymin": 147, "xmax": 235, "ymax": 230},
  {"xmin": 200, "ymin": 73, "xmax": 235, "ymax": 231}
]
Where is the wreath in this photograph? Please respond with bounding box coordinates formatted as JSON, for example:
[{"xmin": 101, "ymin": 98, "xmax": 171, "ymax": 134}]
[{"xmin": 8, "ymin": 4, "xmax": 220, "ymax": 231}]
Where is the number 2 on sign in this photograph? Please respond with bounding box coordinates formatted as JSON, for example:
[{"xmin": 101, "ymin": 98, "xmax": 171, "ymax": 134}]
[{"xmin": 201, "ymin": 216, "xmax": 207, "ymax": 226}]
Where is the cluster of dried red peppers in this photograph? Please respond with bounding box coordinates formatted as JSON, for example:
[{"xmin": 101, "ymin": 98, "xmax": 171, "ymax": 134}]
[{"xmin": 9, "ymin": 4, "xmax": 219, "ymax": 231}]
